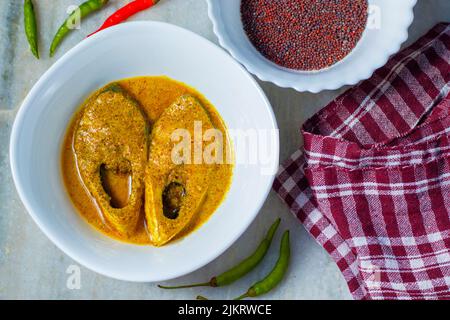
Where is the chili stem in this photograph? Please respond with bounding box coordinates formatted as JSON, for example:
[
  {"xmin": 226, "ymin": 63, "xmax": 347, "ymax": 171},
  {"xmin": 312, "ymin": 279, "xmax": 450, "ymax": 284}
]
[
  {"xmin": 234, "ymin": 293, "xmax": 249, "ymax": 300},
  {"xmin": 158, "ymin": 282, "xmax": 210, "ymax": 289}
]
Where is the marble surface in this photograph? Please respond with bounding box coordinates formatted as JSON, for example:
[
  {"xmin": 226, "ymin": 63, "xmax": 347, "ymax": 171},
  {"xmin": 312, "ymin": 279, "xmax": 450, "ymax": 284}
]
[{"xmin": 0, "ymin": 0, "xmax": 449, "ymax": 300}]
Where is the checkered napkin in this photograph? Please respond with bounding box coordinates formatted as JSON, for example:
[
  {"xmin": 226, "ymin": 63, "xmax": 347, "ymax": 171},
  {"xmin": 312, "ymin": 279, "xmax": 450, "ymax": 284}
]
[{"xmin": 273, "ymin": 23, "xmax": 450, "ymax": 300}]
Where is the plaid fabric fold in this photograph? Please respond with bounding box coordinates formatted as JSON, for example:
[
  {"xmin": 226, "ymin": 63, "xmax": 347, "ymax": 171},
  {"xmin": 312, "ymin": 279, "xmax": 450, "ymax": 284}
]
[{"xmin": 273, "ymin": 23, "xmax": 450, "ymax": 300}]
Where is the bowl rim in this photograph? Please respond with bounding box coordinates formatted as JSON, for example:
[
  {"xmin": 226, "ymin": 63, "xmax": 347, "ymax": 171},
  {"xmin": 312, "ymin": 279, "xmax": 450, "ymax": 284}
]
[
  {"xmin": 207, "ymin": 0, "xmax": 418, "ymax": 93},
  {"xmin": 9, "ymin": 21, "xmax": 280, "ymax": 282}
]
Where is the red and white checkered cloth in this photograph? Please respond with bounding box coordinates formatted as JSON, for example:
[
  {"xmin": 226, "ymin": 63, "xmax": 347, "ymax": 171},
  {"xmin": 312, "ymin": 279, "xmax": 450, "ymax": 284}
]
[{"xmin": 273, "ymin": 23, "xmax": 450, "ymax": 300}]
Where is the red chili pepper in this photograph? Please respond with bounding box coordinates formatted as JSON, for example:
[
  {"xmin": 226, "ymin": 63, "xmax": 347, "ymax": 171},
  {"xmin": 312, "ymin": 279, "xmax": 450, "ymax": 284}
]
[{"xmin": 88, "ymin": 0, "xmax": 160, "ymax": 37}]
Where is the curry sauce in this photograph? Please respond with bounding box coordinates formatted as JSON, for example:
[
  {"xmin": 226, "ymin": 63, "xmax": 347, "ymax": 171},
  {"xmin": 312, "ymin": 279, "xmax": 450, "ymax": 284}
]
[{"xmin": 62, "ymin": 76, "xmax": 233, "ymax": 245}]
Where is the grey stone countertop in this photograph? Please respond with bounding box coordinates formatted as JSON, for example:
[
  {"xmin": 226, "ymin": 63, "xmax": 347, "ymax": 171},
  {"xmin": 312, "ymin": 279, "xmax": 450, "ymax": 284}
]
[{"xmin": 0, "ymin": 0, "xmax": 449, "ymax": 300}]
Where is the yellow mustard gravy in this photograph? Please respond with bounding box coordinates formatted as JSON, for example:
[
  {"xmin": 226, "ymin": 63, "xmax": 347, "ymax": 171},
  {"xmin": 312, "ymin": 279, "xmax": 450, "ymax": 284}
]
[{"xmin": 62, "ymin": 76, "xmax": 234, "ymax": 245}]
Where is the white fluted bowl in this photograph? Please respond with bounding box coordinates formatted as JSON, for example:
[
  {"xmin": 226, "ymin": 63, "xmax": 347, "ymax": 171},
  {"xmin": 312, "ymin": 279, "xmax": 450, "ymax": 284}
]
[
  {"xmin": 208, "ymin": 0, "xmax": 417, "ymax": 93},
  {"xmin": 10, "ymin": 22, "xmax": 279, "ymax": 282}
]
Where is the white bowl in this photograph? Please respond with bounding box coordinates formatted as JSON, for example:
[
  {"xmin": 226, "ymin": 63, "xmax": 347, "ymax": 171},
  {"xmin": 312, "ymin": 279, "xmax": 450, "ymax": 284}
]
[
  {"xmin": 207, "ymin": 0, "xmax": 417, "ymax": 93},
  {"xmin": 10, "ymin": 22, "xmax": 279, "ymax": 282}
]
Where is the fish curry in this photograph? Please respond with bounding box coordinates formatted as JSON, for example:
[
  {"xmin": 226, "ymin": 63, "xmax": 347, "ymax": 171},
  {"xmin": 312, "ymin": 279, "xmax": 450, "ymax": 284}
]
[{"xmin": 62, "ymin": 76, "xmax": 233, "ymax": 246}]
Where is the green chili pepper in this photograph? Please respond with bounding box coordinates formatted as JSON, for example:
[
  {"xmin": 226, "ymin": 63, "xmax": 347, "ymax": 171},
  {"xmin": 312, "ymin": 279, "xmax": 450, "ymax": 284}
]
[
  {"xmin": 24, "ymin": 0, "xmax": 39, "ymax": 59},
  {"xmin": 158, "ymin": 218, "xmax": 281, "ymax": 290},
  {"xmin": 49, "ymin": 0, "xmax": 109, "ymax": 57},
  {"xmin": 234, "ymin": 230, "xmax": 290, "ymax": 300}
]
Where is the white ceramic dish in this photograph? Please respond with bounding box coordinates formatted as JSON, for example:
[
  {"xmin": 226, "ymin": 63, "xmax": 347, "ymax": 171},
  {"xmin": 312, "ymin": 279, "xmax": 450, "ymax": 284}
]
[
  {"xmin": 207, "ymin": 0, "xmax": 417, "ymax": 93},
  {"xmin": 10, "ymin": 22, "xmax": 279, "ymax": 282}
]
